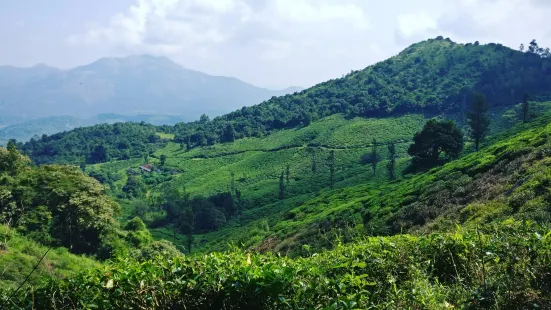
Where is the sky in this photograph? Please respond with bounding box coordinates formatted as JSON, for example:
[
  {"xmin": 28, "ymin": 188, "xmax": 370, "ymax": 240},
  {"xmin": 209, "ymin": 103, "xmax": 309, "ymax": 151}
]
[{"xmin": 1, "ymin": 0, "xmax": 550, "ymax": 89}]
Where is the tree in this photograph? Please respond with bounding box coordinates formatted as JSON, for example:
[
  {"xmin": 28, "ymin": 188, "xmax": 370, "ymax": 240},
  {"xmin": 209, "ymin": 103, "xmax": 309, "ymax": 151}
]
[
  {"xmin": 123, "ymin": 175, "xmax": 146, "ymax": 198},
  {"xmin": 143, "ymin": 153, "xmax": 149, "ymax": 164},
  {"xmin": 89, "ymin": 144, "xmax": 108, "ymax": 164},
  {"xmin": 521, "ymin": 93, "xmax": 530, "ymax": 123},
  {"xmin": 161, "ymin": 185, "xmax": 191, "ymax": 243},
  {"xmin": 286, "ymin": 164, "xmax": 291, "ymax": 185},
  {"xmin": 160, "ymin": 154, "xmax": 167, "ymax": 166},
  {"xmin": 179, "ymin": 206, "xmax": 194, "ymax": 254},
  {"xmin": 528, "ymin": 39, "xmax": 538, "ymax": 54},
  {"xmin": 199, "ymin": 114, "xmax": 210, "ymax": 124},
  {"xmin": 386, "ymin": 143, "xmax": 396, "ymax": 180},
  {"xmin": 310, "ymin": 148, "xmax": 317, "ymax": 173},
  {"xmin": 230, "ymin": 171, "xmax": 236, "ymax": 195},
  {"xmin": 19, "ymin": 165, "xmax": 120, "ymax": 255},
  {"xmin": 186, "ymin": 136, "xmax": 191, "ymax": 151},
  {"xmin": 222, "ymin": 123, "xmax": 236, "ymax": 143},
  {"xmin": 1, "ymin": 142, "xmax": 30, "ymax": 176},
  {"xmin": 519, "ymin": 43, "xmax": 524, "ymax": 52},
  {"xmin": 467, "ymin": 93, "xmax": 490, "ymax": 152},
  {"xmin": 328, "ymin": 150, "xmax": 335, "ymax": 189},
  {"xmin": 408, "ymin": 119, "xmax": 464, "ymax": 168},
  {"xmin": 279, "ymin": 171, "xmax": 285, "ymax": 200},
  {"xmin": 361, "ymin": 139, "xmax": 380, "ymax": 175}
]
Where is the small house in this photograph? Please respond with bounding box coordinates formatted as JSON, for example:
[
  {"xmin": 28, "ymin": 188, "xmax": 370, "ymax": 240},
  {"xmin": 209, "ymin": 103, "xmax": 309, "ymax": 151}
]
[{"xmin": 139, "ymin": 164, "xmax": 153, "ymax": 173}]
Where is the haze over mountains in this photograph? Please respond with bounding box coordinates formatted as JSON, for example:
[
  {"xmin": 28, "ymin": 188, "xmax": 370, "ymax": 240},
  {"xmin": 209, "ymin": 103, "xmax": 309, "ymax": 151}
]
[{"xmin": 0, "ymin": 54, "xmax": 300, "ymax": 144}]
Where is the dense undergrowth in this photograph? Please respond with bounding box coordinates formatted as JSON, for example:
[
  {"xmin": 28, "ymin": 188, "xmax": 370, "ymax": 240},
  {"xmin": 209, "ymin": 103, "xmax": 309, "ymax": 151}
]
[
  {"xmin": 2, "ymin": 221, "xmax": 550, "ymax": 309},
  {"xmin": 0, "ymin": 225, "xmax": 100, "ymax": 290}
]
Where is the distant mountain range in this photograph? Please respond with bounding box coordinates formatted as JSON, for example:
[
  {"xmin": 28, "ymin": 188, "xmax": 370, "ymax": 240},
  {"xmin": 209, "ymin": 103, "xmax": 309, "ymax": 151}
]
[{"xmin": 0, "ymin": 55, "xmax": 301, "ymax": 144}]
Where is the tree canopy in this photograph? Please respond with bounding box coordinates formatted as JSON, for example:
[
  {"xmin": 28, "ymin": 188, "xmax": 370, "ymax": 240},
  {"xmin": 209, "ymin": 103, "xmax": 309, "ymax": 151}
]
[{"xmin": 408, "ymin": 119, "xmax": 464, "ymax": 168}]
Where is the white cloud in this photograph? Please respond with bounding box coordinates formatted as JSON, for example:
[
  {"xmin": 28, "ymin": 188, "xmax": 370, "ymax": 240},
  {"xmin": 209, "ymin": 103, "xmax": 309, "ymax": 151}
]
[
  {"xmin": 68, "ymin": 0, "xmax": 368, "ymax": 59},
  {"xmin": 50, "ymin": 0, "xmax": 551, "ymax": 88}
]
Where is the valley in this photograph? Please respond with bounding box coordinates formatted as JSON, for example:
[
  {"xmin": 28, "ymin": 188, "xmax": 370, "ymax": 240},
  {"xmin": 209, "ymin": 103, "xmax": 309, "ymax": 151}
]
[{"xmin": 2, "ymin": 37, "xmax": 551, "ymax": 308}]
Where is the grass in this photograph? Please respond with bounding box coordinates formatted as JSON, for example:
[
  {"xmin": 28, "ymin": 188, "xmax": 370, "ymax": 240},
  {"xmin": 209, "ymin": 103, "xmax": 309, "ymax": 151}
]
[
  {"xmin": 0, "ymin": 225, "xmax": 100, "ymax": 290},
  {"xmin": 156, "ymin": 132, "xmax": 175, "ymax": 140}
]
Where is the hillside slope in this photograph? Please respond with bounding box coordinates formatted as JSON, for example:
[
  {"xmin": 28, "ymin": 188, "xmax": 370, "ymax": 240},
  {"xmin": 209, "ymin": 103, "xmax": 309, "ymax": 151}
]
[
  {"xmin": 5, "ymin": 117, "xmax": 551, "ymax": 309},
  {"xmin": 168, "ymin": 38, "xmax": 551, "ymax": 148},
  {"xmin": 235, "ymin": 111, "xmax": 551, "ymax": 254}
]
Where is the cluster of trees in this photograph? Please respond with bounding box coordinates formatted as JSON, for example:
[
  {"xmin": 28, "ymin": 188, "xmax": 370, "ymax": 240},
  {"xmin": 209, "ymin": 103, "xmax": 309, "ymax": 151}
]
[
  {"xmin": 519, "ymin": 39, "xmax": 551, "ymax": 57},
  {"xmin": 19, "ymin": 122, "xmax": 168, "ymax": 165},
  {"xmin": 136, "ymin": 183, "xmax": 240, "ymax": 253},
  {"xmin": 0, "ymin": 142, "xmax": 120, "ymax": 257},
  {"xmin": 365, "ymin": 89, "xmax": 534, "ymax": 176},
  {"xmin": 0, "ymin": 142, "xmax": 179, "ymax": 261}
]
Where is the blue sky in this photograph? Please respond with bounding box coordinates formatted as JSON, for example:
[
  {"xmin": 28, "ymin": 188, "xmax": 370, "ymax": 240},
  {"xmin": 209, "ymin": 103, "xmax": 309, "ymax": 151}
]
[{"xmin": 1, "ymin": 0, "xmax": 550, "ymax": 89}]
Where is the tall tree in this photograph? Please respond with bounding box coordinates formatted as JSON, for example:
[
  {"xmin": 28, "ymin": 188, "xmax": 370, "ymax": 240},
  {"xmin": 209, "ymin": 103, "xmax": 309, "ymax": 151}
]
[
  {"xmin": 408, "ymin": 119, "xmax": 464, "ymax": 168},
  {"xmin": 521, "ymin": 93, "xmax": 530, "ymax": 123},
  {"xmin": 160, "ymin": 154, "xmax": 167, "ymax": 166},
  {"xmin": 279, "ymin": 171, "xmax": 285, "ymax": 200},
  {"xmin": 230, "ymin": 171, "xmax": 236, "ymax": 195},
  {"xmin": 311, "ymin": 148, "xmax": 317, "ymax": 173},
  {"xmin": 369, "ymin": 139, "xmax": 380, "ymax": 175},
  {"xmin": 179, "ymin": 206, "xmax": 194, "ymax": 254},
  {"xmin": 89, "ymin": 144, "xmax": 108, "ymax": 164},
  {"xmin": 186, "ymin": 136, "xmax": 191, "ymax": 151},
  {"xmin": 386, "ymin": 143, "xmax": 396, "ymax": 180},
  {"xmin": 222, "ymin": 123, "xmax": 236, "ymax": 143},
  {"xmin": 328, "ymin": 150, "xmax": 335, "ymax": 189},
  {"xmin": 161, "ymin": 185, "xmax": 191, "ymax": 243},
  {"xmin": 467, "ymin": 93, "xmax": 490, "ymax": 152},
  {"xmin": 285, "ymin": 164, "xmax": 291, "ymax": 184}
]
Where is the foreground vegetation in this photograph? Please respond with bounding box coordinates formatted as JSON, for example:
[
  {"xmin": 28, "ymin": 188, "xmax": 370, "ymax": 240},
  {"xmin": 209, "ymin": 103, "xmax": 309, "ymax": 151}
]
[{"xmin": 2, "ymin": 222, "xmax": 550, "ymax": 309}]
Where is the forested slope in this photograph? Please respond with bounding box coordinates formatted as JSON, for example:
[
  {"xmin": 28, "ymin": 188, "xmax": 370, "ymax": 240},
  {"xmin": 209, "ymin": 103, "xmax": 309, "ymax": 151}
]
[{"xmin": 21, "ymin": 38, "xmax": 551, "ymax": 164}]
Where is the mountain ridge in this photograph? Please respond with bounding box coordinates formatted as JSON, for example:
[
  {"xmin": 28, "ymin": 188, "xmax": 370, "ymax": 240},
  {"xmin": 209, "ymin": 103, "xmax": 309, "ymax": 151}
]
[{"xmin": 0, "ymin": 54, "xmax": 300, "ymax": 122}]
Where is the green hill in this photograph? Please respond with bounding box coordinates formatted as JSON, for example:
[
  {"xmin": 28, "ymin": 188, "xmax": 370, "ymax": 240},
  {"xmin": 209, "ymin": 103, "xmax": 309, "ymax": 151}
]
[
  {"xmin": 4, "ymin": 113, "xmax": 551, "ymax": 309},
  {"xmin": 21, "ymin": 38, "xmax": 551, "ymax": 166},
  {"xmin": 18, "ymin": 38, "xmax": 551, "ymax": 255}
]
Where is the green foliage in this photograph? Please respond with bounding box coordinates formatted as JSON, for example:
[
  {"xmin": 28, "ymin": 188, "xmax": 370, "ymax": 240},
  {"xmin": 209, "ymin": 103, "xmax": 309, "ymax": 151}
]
[
  {"xmin": 467, "ymin": 93, "xmax": 490, "ymax": 151},
  {"xmin": 132, "ymin": 239, "xmax": 182, "ymax": 261},
  {"xmin": 408, "ymin": 119, "xmax": 464, "ymax": 169},
  {"xmin": 0, "ymin": 225, "xmax": 100, "ymax": 290},
  {"xmin": 123, "ymin": 175, "xmax": 146, "ymax": 198},
  {"xmin": 4, "ymin": 223, "xmax": 551, "ymax": 309},
  {"xmin": 0, "ymin": 146, "xmax": 122, "ymax": 257},
  {"xmin": 20, "ymin": 122, "xmax": 168, "ymax": 165},
  {"xmin": 124, "ymin": 218, "xmax": 152, "ymax": 248}
]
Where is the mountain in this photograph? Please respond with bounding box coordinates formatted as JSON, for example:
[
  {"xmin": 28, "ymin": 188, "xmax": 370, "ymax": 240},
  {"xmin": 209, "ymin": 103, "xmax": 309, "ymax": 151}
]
[{"xmin": 0, "ymin": 54, "xmax": 300, "ymax": 124}]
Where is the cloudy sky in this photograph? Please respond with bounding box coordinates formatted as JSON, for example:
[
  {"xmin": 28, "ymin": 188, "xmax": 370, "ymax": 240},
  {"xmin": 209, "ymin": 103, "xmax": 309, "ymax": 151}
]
[{"xmin": 1, "ymin": 0, "xmax": 550, "ymax": 89}]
